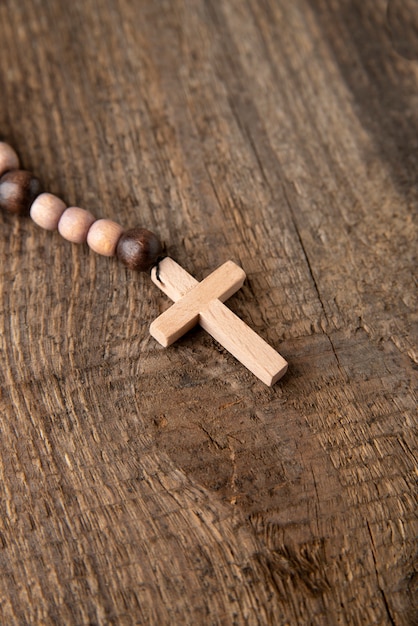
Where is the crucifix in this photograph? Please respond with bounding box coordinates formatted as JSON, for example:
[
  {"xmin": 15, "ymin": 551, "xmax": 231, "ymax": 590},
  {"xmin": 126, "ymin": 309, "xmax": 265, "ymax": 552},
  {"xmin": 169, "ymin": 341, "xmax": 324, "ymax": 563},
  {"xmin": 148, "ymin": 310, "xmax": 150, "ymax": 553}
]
[
  {"xmin": 0, "ymin": 140, "xmax": 288, "ymax": 387},
  {"xmin": 150, "ymin": 257, "xmax": 288, "ymax": 386}
]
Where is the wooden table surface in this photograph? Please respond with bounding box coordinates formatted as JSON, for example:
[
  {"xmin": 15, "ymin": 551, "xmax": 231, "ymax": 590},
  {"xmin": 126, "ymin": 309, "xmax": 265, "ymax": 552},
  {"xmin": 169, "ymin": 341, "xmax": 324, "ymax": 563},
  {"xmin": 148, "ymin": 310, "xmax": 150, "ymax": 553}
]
[{"xmin": 0, "ymin": 1, "xmax": 417, "ymax": 624}]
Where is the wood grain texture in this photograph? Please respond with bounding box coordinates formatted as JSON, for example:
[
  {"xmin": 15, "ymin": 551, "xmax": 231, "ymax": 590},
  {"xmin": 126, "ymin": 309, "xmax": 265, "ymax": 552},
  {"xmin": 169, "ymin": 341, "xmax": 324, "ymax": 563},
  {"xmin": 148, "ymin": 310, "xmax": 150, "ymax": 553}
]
[{"xmin": 0, "ymin": 1, "xmax": 416, "ymax": 624}]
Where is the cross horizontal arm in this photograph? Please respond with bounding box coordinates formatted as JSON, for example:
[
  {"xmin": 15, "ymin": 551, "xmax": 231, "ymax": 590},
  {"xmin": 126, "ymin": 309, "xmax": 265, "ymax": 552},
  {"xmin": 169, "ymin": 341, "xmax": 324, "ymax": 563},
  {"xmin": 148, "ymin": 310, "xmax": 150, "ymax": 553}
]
[{"xmin": 150, "ymin": 260, "xmax": 246, "ymax": 346}]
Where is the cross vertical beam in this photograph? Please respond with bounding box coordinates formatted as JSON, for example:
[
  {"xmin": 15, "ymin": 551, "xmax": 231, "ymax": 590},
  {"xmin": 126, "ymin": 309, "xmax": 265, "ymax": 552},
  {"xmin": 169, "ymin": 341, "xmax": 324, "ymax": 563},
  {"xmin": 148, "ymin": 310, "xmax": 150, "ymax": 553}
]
[{"xmin": 150, "ymin": 257, "xmax": 288, "ymax": 386}]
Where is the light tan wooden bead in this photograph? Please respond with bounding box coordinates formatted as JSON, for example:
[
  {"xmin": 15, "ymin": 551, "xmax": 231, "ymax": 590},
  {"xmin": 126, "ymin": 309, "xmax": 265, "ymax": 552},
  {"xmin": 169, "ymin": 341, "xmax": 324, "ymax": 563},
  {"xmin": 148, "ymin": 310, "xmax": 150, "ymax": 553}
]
[
  {"xmin": 58, "ymin": 206, "xmax": 95, "ymax": 244},
  {"xmin": 87, "ymin": 219, "xmax": 124, "ymax": 256},
  {"xmin": 0, "ymin": 142, "xmax": 20, "ymax": 177},
  {"xmin": 30, "ymin": 192, "xmax": 67, "ymax": 230}
]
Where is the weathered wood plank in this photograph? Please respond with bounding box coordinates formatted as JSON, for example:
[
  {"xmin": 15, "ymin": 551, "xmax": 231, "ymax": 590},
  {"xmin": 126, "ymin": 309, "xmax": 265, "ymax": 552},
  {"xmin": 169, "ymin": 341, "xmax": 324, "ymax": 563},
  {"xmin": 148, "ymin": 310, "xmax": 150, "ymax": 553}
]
[{"xmin": 0, "ymin": 0, "xmax": 416, "ymax": 624}]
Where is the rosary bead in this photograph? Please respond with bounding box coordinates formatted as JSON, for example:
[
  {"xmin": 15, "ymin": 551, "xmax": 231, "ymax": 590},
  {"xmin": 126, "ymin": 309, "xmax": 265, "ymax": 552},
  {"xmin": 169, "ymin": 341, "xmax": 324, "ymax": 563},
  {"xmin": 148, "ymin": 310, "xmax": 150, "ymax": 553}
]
[
  {"xmin": 0, "ymin": 170, "xmax": 42, "ymax": 215},
  {"xmin": 30, "ymin": 192, "xmax": 67, "ymax": 230},
  {"xmin": 116, "ymin": 227, "xmax": 163, "ymax": 272},
  {"xmin": 58, "ymin": 206, "xmax": 95, "ymax": 243},
  {"xmin": 0, "ymin": 142, "xmax": 20, "ymax": 177},
  {"xmin": 87, "ymin": 219, "xmax": 124, "ymax": 256}
]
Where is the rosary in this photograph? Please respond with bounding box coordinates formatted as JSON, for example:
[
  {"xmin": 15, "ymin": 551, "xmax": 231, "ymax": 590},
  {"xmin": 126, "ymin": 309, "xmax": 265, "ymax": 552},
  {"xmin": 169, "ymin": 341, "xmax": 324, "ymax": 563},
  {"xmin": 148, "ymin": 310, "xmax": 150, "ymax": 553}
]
[{"xmin": 0, "ymin": 141, "xmax": 288, "ymax": 386}]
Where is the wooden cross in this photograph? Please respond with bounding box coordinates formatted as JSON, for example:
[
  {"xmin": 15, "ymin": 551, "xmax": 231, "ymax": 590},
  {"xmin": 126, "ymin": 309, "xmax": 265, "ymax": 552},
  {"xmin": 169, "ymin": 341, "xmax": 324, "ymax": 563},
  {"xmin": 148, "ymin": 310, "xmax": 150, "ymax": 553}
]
[{"xmin": 150, "ymin": 257, "xmax": 288, "ymax": 386}]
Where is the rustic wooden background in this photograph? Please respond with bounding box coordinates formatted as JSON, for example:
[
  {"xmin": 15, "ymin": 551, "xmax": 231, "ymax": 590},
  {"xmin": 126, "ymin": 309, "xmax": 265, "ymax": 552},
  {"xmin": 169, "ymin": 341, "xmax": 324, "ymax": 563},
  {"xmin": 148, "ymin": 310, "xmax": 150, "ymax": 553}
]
[{"xmin": 0, "ymin": 1, "xmax": 417, "ymax": 624}]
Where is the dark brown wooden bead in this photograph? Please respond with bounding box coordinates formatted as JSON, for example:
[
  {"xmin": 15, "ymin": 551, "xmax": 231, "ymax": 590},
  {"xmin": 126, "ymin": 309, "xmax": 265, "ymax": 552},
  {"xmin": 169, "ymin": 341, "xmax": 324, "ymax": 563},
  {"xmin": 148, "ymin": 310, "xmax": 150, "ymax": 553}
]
[
  {"xmin": 0, "ymin": 170, "xmax": 42, "ymax": 216},
  {"xmin": 116, "ymin": 227, "xmax": 163, "ymax": 272}
]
